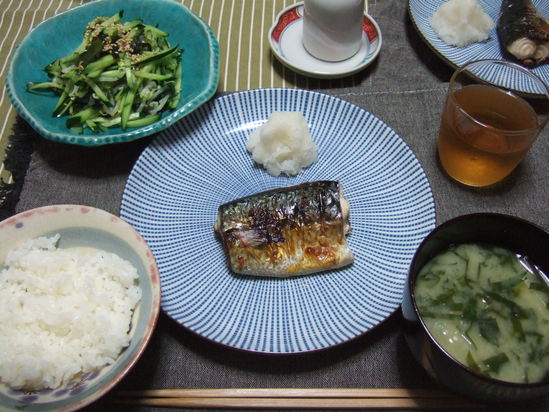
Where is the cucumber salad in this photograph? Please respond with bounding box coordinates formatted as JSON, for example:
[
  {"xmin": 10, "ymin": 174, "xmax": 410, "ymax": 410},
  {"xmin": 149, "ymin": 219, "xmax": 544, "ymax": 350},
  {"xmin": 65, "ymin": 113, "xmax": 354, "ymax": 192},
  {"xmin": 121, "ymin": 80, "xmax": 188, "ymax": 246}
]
[
  {"xmin": 415, "ymin": 243, "xmax": 549, "ymax": 383},
  {"xmin": 27, "ymin": 11, "xmax": 182, "ymax": 133}
]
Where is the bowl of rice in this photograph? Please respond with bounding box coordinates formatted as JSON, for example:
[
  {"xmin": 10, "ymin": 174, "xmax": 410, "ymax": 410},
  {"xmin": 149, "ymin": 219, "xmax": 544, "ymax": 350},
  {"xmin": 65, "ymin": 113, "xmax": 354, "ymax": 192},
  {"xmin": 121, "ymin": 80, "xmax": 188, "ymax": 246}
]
[{"xmin": 0, "ymin": 205, "xmax": 160, "ymax": 411}]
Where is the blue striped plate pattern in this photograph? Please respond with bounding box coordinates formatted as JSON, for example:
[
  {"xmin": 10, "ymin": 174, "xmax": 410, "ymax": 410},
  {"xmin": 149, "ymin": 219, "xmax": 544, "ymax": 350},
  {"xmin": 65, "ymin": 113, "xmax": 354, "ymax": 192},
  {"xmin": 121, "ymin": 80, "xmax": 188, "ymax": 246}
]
[
  {"xmin": 121, "ymin": 88, "xmax": 435, "ymax": 353},
  {"xmin": 409, "ymin": 0, "xmax": 548, "ymax": 94}
]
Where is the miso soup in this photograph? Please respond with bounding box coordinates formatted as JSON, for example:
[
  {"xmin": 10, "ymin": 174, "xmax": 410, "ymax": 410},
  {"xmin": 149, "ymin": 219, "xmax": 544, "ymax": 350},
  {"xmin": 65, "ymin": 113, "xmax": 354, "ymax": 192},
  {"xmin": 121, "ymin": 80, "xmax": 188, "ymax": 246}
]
[{"xmin": 414, "ymin": 243, "xmax": 549, "ymax": 384}]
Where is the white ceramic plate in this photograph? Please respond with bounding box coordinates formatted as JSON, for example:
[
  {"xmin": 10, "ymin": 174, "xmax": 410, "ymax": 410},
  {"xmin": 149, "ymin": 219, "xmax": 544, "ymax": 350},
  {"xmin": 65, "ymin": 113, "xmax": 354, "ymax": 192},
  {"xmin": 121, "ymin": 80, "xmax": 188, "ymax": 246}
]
[
  {"xmin": 268, "ymin": 2, "xmax": 382, "ymax": 79},
  {"xmin": 409, "ymin": 0, "xmax": 548, "ymax": 94},
  {"xmin": 121, "ymin": 88, "xmax": 435, "ymax": 353}
]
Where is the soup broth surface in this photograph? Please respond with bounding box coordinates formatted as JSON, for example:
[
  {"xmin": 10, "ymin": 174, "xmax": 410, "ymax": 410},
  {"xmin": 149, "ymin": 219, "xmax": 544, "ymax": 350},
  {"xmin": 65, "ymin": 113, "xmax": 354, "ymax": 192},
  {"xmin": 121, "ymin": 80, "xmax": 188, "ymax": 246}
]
[{"xmin": 415, "ymin": 243, "xmax": 549, "ymax": 383}]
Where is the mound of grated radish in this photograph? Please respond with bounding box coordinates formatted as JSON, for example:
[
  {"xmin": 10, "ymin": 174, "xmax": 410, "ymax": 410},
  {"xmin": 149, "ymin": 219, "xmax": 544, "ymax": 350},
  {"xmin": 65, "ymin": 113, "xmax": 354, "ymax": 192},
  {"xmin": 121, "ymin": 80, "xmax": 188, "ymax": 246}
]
[
  {"xmin": 430, "ymin": 0, "xmax": 495, "ymax": 47},
  {"xmin": 0, "ymin": 234, "xmax": 141, "ymax": 391},
  {"xmin": 246, "ymin": 111, "xmax": 318, "ymax": 177}
]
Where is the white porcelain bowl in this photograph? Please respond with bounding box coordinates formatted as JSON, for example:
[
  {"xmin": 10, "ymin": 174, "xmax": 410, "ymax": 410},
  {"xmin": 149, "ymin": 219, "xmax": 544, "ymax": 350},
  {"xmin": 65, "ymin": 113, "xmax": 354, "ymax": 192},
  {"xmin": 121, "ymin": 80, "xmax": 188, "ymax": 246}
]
[{"xmin": 0, "ymin": 205, "xmax": 160, "ymax": 411}]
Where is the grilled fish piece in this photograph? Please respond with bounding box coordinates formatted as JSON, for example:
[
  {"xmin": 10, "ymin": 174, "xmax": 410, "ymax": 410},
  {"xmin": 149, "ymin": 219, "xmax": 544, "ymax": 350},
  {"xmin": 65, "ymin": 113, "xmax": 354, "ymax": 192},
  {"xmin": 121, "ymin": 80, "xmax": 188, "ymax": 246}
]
[
  {"xmin": 497, "ymin": 0, "xmax": 549, "ymax": 66},
  {"xmin": 215, "ymin": 181, "xmax": 354, "ymax": 277}
]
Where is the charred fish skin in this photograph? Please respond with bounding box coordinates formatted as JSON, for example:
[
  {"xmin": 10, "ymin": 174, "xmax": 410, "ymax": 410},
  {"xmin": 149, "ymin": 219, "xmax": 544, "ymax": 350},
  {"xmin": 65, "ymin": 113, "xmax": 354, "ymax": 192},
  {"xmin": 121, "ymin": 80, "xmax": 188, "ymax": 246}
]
[
  {"xmin": 497, "ymin": 0, "xmax": 549, "ymax": 66},
  {"xmin": 215, "ymin": 181, "xmax": 354, "ymax": 277}
]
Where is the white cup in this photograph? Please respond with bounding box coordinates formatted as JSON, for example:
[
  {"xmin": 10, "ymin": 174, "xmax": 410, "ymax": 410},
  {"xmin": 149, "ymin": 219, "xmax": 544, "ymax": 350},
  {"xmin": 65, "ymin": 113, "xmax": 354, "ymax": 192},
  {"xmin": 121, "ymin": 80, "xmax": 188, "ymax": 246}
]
[{"xmin": 302, "ymin": 0, "xmax": 365, "ymax": 62}]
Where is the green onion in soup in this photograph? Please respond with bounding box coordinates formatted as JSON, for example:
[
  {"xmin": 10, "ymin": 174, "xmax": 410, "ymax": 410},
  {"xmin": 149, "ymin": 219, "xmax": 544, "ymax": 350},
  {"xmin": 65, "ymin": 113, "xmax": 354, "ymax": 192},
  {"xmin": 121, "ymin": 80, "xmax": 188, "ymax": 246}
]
[{"xmin": 414, "ymin": 243, "xmax": 549, "ymax": 384}]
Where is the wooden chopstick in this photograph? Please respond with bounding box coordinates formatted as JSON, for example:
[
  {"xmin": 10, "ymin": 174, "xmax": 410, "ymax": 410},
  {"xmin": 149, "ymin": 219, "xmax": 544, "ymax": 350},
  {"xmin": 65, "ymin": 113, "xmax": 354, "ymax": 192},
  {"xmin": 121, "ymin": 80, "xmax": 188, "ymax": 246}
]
[
  {"xmin": 116, "ymin": 388, "xmax": 485, "ymax": 409},
  {"xmin": 119, "ymin": 388, "xmax": 458, "ymax": 398}
]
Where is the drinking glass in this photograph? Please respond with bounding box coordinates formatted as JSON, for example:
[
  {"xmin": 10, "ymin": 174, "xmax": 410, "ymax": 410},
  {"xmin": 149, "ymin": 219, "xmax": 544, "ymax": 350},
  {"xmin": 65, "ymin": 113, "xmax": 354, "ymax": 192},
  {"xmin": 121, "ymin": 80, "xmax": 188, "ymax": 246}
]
[{"xmin": 437, "ymin": 59, "xmax": 549, "ymax": 187}]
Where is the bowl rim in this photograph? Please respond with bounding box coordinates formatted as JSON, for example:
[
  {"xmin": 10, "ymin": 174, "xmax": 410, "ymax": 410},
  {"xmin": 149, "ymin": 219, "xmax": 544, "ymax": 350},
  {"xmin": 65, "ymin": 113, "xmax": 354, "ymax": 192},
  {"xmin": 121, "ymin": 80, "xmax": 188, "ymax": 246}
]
[
  {"xmin": 0, "ymin": 204, "xmax": 161, "ymax": 411},
  {"xmin": 5, "ymin": 0, "xmax": 220, "ymax": 146},
  {"xmin": 407, "ymin": 212, "xmax": 549, "ymax": 388}
]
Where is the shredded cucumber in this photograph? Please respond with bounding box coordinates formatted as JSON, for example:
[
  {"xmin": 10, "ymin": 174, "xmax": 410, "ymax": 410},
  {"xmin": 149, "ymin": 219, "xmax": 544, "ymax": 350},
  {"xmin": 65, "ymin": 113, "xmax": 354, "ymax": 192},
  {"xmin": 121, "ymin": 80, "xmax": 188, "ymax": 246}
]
[{"xmin": 27, "ymin": 10, "xmax": 182, "ymax": 133}]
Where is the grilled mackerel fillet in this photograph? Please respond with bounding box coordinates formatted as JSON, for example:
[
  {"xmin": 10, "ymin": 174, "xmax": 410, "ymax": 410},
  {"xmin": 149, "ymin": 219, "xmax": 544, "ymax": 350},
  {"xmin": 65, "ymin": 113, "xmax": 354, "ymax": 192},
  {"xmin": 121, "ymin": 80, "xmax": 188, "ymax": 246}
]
[
  {"xmin": 497, "ymin": 0, "xmax": 549, "ymax": 66},
  {"xmin": 215, "ymin": 181, "xmax": 354, "ymax": 277}
]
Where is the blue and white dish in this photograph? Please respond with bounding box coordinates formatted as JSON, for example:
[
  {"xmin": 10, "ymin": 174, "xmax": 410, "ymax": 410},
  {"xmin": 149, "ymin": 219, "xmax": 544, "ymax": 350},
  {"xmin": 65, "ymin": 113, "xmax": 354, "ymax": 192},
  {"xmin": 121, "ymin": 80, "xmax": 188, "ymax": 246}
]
[
  {"xmin": 409, "ymin": 0, "xmax": 548, "ymax": 94},
  {"xmin": 6, "ymin": 0, "xmax": 219, "ymax": 146},
  {"xmin": 121, "ymin": 88, "xmax": 436, "ymax": 354}
]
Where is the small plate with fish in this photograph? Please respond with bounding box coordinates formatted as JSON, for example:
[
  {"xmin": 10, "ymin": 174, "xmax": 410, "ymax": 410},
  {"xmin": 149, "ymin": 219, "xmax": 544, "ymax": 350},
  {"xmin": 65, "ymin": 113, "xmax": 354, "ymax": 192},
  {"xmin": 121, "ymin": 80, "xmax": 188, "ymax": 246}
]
[
  {"xmin": 121, "ymin": 88, "xmax": 435, "ymax": 354},
  {"xmin": 409, "ymin": 0, "xmax": 548, "ymax": 94}
]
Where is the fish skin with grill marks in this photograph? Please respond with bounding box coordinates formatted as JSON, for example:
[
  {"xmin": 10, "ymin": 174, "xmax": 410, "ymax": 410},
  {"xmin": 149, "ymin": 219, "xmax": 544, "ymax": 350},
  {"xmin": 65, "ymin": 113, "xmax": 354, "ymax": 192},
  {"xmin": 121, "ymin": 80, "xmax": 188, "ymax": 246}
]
[
  {"xmin": 497, "ymin": 0, "xmax": 549, "ymax": 66},
  {"xmin": 215, "ymin": 181, "xmax": 354, "ymax": 277}
]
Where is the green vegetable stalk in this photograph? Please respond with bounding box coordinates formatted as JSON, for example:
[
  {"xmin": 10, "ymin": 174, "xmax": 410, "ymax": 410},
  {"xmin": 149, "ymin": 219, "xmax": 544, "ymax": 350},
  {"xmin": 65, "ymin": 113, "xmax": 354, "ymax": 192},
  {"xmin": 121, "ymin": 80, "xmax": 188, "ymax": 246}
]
[{"xmin": 27, "ymin": 10, "xmax": 183, "ymax": 133}]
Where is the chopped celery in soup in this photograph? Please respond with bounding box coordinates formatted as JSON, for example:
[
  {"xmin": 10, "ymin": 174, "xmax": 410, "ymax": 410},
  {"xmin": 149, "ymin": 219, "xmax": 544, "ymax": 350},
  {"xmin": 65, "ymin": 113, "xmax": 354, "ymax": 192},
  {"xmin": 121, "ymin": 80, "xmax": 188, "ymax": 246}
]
[{"xmin": 414, "ymin": 243, "xmax": 549, "ymax": 384}]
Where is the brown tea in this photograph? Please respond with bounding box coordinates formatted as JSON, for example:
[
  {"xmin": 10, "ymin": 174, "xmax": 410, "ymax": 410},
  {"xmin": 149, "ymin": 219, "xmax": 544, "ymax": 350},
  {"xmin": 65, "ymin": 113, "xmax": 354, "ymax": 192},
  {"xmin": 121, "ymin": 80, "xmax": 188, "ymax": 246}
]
[{"xmin": 438, "ymin": 84, "xmax": 538, "ymax": 187}]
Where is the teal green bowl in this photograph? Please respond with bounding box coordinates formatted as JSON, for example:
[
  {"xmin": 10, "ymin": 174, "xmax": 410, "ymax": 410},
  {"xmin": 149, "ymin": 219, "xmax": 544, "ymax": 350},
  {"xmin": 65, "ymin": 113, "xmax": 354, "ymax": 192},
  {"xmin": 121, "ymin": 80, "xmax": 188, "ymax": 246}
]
[
  {"xmin": 0, "ymin": 205, "xmax": 161, "ymax": 411},
  {"xmin": 5, "ymin": 0, "xmax": 219, "ymax": 146}
]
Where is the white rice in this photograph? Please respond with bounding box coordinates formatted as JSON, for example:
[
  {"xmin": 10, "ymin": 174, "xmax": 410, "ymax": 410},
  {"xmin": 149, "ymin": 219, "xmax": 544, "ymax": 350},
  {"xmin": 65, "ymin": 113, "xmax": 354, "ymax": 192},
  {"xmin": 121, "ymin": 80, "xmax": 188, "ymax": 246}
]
[
  {"xmin": 0, "ymin": 234, "xmax": 141, "ymax": 391},
  {"xmin": 430, "ymin": 0, "xmax": 495, "ymax": 47},
  {"xmin": 246, "ymin": 111, "xmax": 318, "ymax": 177}
]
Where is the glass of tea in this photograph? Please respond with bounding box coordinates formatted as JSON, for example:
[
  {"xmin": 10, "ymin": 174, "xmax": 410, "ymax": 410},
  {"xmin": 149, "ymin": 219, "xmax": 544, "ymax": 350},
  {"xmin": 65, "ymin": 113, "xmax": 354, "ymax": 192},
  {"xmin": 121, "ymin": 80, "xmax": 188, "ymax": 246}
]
[{"xmin": 437, "ymin": 59, "xmax": 549, "ymax": 187}]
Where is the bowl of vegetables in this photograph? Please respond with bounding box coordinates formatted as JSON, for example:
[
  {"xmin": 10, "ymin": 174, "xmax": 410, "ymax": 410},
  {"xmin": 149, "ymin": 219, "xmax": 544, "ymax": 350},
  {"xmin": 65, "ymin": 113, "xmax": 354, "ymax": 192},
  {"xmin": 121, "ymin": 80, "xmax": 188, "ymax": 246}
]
[
  {"xmin": 6, "ymin": 0, "xmax": 219, "ymax": 146},
  {"xmin": 402, "ymin": 213, "xmax": 549, "ymax": 402}
]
